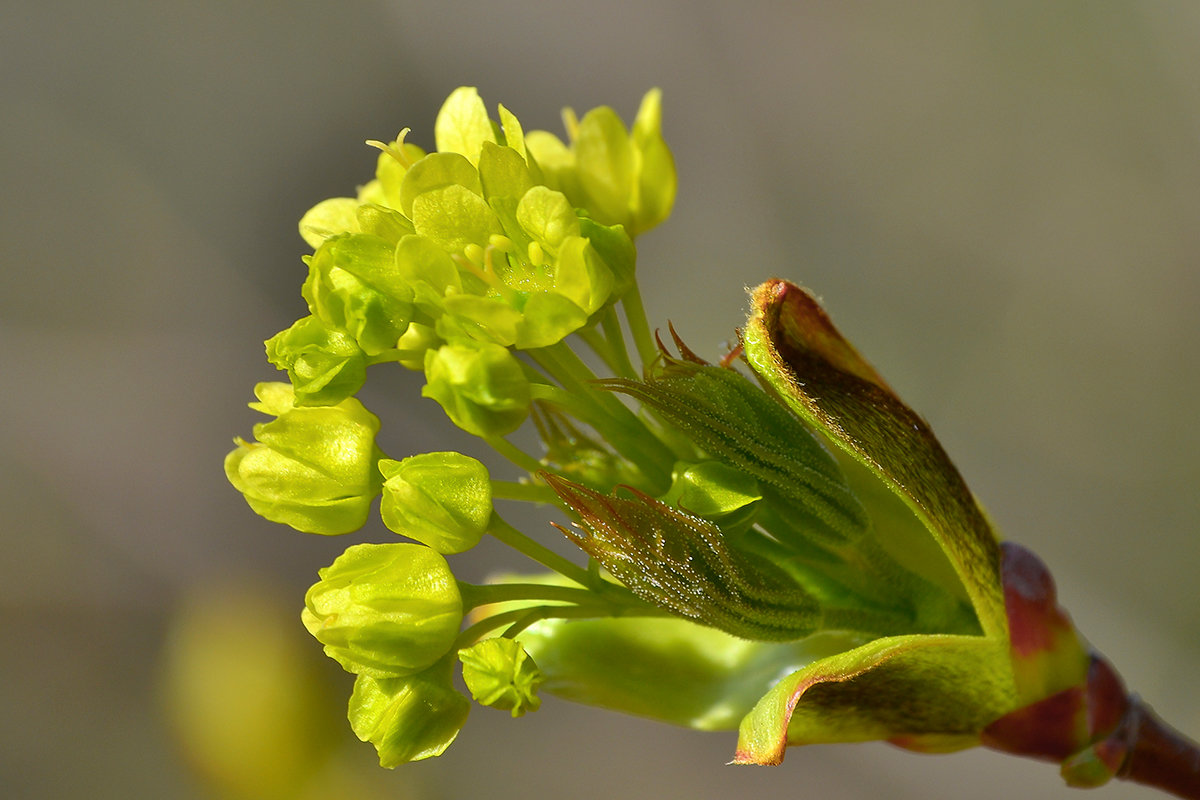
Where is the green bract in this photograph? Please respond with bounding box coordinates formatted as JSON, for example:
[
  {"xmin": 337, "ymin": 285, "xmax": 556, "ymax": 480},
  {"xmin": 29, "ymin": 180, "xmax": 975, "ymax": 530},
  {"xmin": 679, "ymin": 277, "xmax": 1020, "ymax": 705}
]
[
  {"xmin": 224, "ymin": 383, "xmax": 382, "ymax": 535},
  {"xmin": 379, "ymin": 452, "xmax": 492, "ymax": 554},
  {"xmin": 603, "ymin": 356, "xmax": 869, "ymax": 546},
  {"xmin": 545, "ymin": 474, "xmax": 824, "ymax": 642},
  {"xmin": 661, "ymin": 459, "xmax": 762, "ymax": 537},
  {"xmin": 517, "ymin": 615, "xmax": 872, "ymax": 730},
  {"xmin": 458, "ymin": 637, "xmax": 544, "ymax": 717},
  {"xmin": 664, "ymin": 460, "xmax": 761, "ymax": 519},
  {"xmin": 301, "ymin": 543, "xmax": 463, "ymax": 678}
]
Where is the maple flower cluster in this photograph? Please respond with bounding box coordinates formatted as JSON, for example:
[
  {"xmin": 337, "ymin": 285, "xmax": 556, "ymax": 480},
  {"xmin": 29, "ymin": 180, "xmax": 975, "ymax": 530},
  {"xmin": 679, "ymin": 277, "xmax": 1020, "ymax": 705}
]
[{"xmin": 226, "ymin": 87, "xmax": 1196, "ymax": 798}]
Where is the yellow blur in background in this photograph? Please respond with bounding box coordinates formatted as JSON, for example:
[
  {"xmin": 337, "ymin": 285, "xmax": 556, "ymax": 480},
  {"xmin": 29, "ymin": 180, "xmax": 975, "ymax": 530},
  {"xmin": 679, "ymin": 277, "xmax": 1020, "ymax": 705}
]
[{"xmin": 159, "ymin": 579, "xmax": 434, "ymax": 799}]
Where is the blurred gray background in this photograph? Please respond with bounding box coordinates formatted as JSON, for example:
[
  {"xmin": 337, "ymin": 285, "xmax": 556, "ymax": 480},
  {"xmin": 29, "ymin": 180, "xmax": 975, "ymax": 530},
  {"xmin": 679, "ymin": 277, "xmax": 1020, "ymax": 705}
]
[{"xmin": 3, "ymin": 1, "xmax": 1198, "ymax": 798}]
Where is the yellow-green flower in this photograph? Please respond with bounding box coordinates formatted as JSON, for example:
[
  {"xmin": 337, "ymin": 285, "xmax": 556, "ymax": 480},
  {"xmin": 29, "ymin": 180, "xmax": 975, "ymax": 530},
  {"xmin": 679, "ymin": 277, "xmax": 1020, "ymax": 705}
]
[
  {"xmin": 302, "ymin": 543, "xmax": 463, "ymax": 677},
  {"xmin": 526, "ymin": 88, "xmax": 676, "ymax": 237},
  {"xmin": 348, "ymin": 658, "xmax": 469, "ymax": 767},
  {"xmin": 379, "ymin": 452, "xmax": 492, "ymax": 554},
  {"xmin": 225, "ymin": 383, "xmax": 382, "ymax": 535}
]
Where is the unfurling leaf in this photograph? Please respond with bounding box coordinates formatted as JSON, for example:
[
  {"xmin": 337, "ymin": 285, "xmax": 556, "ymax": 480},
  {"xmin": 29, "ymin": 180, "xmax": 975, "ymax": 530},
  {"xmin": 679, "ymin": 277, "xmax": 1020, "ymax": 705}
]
[
  {"xmin": 602, "ymin": 358, "xmax": 868, "ymax": 546},
  {"xmin": 544, "ymin": 473, "xmax": 820, "ymax": 642},
  {"xmin": 741, "ymin": 280, "xmax": 1007, "ymax": 638}
]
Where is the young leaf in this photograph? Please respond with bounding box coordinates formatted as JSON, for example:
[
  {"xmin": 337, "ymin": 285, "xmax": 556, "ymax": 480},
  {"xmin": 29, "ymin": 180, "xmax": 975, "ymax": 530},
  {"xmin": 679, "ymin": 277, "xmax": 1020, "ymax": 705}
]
[
  {"xmin": 602, "ymin": 358, "xmax": 868, "ymax": 546},
  {"xmin": 734, "ymin": 633, "xmax": 1015, "ymax": 764},
  {"xmin": 741, "ymin": 280, "xmax": 1007, "ymax": 638},
  {"xmin": 544, "ymin": 474, "xmax": 821, "ymax": 642}
]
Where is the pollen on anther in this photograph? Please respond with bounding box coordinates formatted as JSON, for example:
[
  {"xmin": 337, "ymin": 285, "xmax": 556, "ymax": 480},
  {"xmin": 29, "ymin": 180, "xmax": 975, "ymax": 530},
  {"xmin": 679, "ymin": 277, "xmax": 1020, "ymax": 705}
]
[
  {"xmin": 463, "ymin": 243, "xmax": 486, "ymax": 267},
  {"xmin": 528, "ymin": 241, "xmax": 546, "ymax": 268}
]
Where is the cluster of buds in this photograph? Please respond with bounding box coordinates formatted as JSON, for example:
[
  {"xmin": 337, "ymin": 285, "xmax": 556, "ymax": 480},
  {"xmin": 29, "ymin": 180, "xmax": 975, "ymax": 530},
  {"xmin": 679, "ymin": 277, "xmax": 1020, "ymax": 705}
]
[{"xmin": 227, "ymin": 89, "xmax": 1199, "ymax": 796}]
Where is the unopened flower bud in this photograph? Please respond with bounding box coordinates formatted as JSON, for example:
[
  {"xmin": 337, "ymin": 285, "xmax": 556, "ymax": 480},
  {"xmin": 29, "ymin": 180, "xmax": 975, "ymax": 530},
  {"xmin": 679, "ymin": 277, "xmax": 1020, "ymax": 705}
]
[
  {"xmin": 379, "ymin": 452, "xmax": 492, "ymax": 554},
  {"xmin": 265, "ymin": 315, "xmax": 366, "ymax": 406},
  {"xmin": 301, "ymin": 543, "xmax": 463, "ymax": 678},
  {"xmin": 348, "ymin": 658, "xmax": 469, "ymax": 767},
  {"xmin": 422, "ymin": 340, "xmax": 531, "ymax": 436},
  {"xmin": 302, "ymin": 233, "xmax": 413, "ymax": 355},
  {"xmin": 225, "ymin": 383, "xmax": 382, "ymax": 535},
  {"xmin": 459, "ymin": 638, "xmax": 544, "ymax": 717},
  {"xmin": 394, "ymin": 321, "xmax": 442, "ymax": 370}
]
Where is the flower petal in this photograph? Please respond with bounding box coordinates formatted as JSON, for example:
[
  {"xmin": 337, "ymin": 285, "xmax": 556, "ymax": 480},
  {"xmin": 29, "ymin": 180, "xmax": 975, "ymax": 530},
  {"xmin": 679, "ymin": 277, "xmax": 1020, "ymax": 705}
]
[{"xmin": 433, "ymin": 87, "xmax": 496, "ymax": 164}]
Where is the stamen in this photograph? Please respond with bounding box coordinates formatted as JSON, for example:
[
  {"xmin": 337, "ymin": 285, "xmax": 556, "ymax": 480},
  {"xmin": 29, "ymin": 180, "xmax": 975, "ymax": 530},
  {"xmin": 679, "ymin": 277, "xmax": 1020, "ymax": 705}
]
[
  {"xmin": 528, "ymin": 241, "xmax": 546, "ymax": 268},
  {"xmin": 463, "ymin": 243, "xmax": 486, "ymax": 267},
  {"xmin": 365, "ymin": 128, "xmax": 415, "ymax": 168},
  {"xmin": 489, "ymin": 234, "xmax": 515, "ymax": 252},
  {"xmin": 452, "ymin": 252, "xmax": 493, "ymax": 287}
]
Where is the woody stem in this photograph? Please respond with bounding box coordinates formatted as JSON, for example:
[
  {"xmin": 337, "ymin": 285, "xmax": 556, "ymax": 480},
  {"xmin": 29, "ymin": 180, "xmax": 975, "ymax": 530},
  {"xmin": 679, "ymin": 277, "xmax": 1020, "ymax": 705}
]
[{"xmin": 1120, "ymin": 698, "xmax": 1200, "ymax": 799}]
